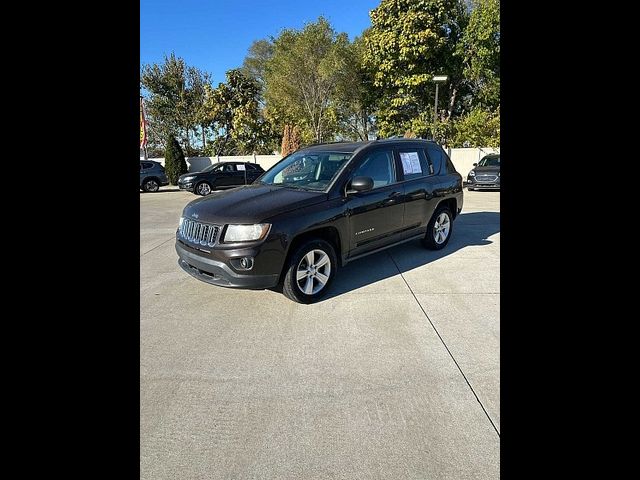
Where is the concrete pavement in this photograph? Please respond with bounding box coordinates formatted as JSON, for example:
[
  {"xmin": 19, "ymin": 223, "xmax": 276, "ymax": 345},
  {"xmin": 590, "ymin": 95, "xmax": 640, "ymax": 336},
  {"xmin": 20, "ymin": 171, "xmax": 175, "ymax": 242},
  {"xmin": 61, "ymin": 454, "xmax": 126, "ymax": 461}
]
[{"xmin": 140, "ymin": 188, "xmax": 500, "ymax": 479}]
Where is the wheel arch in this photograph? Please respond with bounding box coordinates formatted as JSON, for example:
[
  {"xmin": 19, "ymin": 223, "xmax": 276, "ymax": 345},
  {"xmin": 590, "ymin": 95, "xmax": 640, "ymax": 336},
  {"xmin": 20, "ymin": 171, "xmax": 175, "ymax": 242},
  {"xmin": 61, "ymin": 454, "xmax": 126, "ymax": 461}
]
[
  {"xmin": 278, "ymin": 226, "xmax": 342, "ymax": 283},
  {"xmin": 434, "ymin": 197, "xmax": 458, "ymax": 220}
]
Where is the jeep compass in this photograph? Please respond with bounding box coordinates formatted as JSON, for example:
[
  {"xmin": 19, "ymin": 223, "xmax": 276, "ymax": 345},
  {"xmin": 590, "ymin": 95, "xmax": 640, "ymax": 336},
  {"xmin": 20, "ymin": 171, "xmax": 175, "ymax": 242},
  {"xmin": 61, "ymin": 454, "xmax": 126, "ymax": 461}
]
[{"xmin": 175, "ymin": 139, "xmax": 463, "ymax": 303}]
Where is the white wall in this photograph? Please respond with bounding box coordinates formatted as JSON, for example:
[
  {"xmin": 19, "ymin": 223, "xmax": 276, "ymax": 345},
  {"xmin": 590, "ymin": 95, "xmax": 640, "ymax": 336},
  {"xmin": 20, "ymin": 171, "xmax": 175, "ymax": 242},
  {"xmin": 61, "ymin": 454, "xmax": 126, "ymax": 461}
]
[{"xmin": 147, "ymin": 147, "xmax": 498, "ymax": 177}]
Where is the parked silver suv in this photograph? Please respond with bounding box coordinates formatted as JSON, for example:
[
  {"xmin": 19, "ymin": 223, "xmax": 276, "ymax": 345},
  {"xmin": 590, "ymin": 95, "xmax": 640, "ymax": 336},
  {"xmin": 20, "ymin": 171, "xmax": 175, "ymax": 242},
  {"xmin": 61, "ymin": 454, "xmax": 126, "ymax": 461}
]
[{"xmin": 140, "ymin": 161, "xmax": 169, "ymax": 192}]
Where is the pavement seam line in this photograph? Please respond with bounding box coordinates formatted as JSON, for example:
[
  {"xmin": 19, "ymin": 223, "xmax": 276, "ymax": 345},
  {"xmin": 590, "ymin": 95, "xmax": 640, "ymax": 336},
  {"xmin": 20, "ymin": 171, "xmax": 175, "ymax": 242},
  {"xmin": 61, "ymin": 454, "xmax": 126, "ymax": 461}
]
[
  {"xmin": 140, "ymin": 236, "xmax": 175, "ymax": 258},
  {"xmin": 387, "ymin": 251, "xmax": 501, "ymax": 438}
]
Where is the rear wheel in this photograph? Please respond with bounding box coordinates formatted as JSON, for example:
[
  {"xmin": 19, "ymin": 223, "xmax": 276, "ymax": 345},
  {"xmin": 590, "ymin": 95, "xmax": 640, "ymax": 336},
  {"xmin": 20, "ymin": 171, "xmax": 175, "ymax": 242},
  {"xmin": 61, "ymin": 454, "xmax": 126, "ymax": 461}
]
[
  {"xmin": 195, "ymin": 181, "xmax": 212, "ymax": 196},
  {"xmin": 142, "ymin": 178, "xmax": 159, "ymax": 192},
  {"xmin": 422, "ymin": 206, "xmax": 453, "ymax": 250},
  {"xmin": 282, "ymin": 239, "xmax": 337, "ymax": 303}
]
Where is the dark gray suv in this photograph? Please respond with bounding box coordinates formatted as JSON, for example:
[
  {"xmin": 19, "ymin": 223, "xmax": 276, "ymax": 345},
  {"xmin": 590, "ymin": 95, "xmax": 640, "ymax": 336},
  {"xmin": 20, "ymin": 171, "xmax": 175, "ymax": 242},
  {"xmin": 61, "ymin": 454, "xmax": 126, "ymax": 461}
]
[
  {"xmin": 140, "ymin": 161, "xmax": 169, "ymax": 192},
  {"xmin": 467, "ymin": 154, "xmax": 500, "ymax": 190},
  {"xmin": 176, "ymin": 139, "xmax": 463, "ymax": 303}
]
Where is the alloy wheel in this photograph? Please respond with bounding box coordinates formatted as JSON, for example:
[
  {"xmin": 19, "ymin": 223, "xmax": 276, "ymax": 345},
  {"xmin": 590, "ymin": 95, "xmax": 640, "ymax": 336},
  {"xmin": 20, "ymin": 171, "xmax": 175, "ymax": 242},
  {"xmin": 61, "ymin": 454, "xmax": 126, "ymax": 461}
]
[
  {"xmin": 197, "ymin": 183, "xmax": 211, "ymax": 195},
  {"xmin": 145, "ymin": 180, "xmax": 159, "ymax": 192},
  {"xmin": 296, "ymin": 249, "xmax": 331, "ymax": 295},
  {"xmin": 433, "ymin": 212, "xmax": 450, "ymax": 244}
]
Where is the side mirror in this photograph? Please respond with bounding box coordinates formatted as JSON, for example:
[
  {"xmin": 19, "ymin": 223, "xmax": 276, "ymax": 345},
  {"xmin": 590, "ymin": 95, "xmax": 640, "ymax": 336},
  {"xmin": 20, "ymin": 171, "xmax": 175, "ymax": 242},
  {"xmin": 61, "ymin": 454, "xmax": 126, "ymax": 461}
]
[
  {"xmin": 348, "ymin": 176, "xmax": 374, "ymax": 194},
  {"xmin": 473, "ymin": 163, "xmax": 477, "ymax": 166}
]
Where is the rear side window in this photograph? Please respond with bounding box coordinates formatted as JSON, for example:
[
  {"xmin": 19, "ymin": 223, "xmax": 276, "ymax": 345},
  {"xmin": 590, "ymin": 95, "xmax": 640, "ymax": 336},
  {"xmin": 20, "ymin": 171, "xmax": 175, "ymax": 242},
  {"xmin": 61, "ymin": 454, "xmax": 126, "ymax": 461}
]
[
  {"xmin": 444, "ymin": 155, "xmax": 456, "ymax": 174},
  {"xmin": 141, "ymin": 162, "xmax": 154, "ymax": 170},
  {"xmin": 424, "ymin": 144, "xmax": 446, "ymax": 175},
  {"xmin": 397, "ymin": 149, "xmax": 432, "ymax": 180},
  {"xmin": 245, "ymin": 163, "xmax": 257, "ymax": 171}
]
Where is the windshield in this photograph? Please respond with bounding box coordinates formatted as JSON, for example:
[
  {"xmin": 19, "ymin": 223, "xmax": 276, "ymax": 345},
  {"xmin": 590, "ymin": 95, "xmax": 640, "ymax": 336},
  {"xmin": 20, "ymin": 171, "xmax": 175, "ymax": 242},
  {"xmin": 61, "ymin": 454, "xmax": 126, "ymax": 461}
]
[
  {"xmin": 479, "ymin": 156, "xmax": 500, "ymax": 167},
  {"xmin": 202, "ymin": 163, "xmax": 223, "ymax": 173},
  {"xmin": 259, "ymin": 151, "xmax": 352, "ymax": 191}
]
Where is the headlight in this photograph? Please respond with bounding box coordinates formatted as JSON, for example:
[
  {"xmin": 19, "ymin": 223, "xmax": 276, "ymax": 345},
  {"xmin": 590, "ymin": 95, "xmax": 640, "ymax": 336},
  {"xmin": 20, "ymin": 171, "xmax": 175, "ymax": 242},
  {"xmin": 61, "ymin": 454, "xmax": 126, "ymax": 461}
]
[
  {"xmin": 497, "ymin": 172, "xmax": 500, "ymax": 177},
  {"xmin": 178, "ymin": 216, "xmax": 184, "ymax": 228},
  {"xmin": 223, "ymin": 224, "xmax": 271, "ymax": 242},
  {"xmin": 469, "ymin": 170, "xmax": 476, "ymax": 176},
  {"xmin": 182, "ymin": 176, "xmax": 196, "ymax": 182}
]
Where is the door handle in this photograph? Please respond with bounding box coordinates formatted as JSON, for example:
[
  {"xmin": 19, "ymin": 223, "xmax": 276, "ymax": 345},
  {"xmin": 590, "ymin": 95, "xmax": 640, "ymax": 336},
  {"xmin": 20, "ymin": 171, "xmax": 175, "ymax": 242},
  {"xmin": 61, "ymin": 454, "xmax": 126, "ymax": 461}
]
[{"xmin": 382, "ymin": 192, "xmax": 401, "ymax": 205}]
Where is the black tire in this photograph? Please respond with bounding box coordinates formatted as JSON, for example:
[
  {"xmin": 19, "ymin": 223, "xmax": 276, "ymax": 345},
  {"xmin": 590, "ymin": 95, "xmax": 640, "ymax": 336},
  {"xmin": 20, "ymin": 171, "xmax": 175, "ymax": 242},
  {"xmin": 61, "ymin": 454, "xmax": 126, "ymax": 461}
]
[
  {"xmin": 422, "ymin": 205, "xmax": 454, "ymax": 250},
  {"xmin": 282, "ymin": 239, "xmax": 338, "ymax": 304},
  {"xmin": 195, "ymin": 181, "xmax": 213, "ymax": 196},
  {"xmin": 142, "ymin": 178, "xmax": 160, "ymax": 192}
]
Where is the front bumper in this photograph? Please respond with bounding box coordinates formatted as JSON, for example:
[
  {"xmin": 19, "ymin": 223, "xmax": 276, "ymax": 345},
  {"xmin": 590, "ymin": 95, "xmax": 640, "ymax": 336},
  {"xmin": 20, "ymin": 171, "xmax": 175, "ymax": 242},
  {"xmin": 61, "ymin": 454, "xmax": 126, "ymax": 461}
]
[
  {"xmin": 467, "ymin": 178, "xmax": 500, "ymax": 189},
  {"xmin": 468, "ymin": 184, "xmax": 500, "ymax": 189},
  {"xmin": 175, "ymin": 241, "xmax": 280, "ymax": 289},
  {"xmin": 178, "ymin": 182, "xmax": 194, "ymax": 192}
]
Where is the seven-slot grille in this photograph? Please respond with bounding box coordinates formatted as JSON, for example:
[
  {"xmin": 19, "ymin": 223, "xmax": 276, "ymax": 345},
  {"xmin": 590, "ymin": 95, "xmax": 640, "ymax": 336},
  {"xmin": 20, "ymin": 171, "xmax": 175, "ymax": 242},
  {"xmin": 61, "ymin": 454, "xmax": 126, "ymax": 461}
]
[
  {"xmin": 179, "ymin": 218, "xmax": 220, "ymax": 247},
  {"xmin": 476, "ymin": 174, "xmax": 498, "ymax": 183}
]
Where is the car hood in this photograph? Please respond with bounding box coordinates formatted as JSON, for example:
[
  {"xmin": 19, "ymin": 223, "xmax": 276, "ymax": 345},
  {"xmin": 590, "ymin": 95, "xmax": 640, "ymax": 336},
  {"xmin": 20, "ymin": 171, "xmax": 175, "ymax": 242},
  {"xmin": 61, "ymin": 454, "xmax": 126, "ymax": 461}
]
[
  {"xmin": 182, "ymin": 184, "xmax": 327, "ymax": 224},
  {"xmin": 179, "ymin": 172, "xmax": 205, "ymax": 180},
  {"xmin": 472, "ymin": 165, "xmax": 500, "ymax": 174}
]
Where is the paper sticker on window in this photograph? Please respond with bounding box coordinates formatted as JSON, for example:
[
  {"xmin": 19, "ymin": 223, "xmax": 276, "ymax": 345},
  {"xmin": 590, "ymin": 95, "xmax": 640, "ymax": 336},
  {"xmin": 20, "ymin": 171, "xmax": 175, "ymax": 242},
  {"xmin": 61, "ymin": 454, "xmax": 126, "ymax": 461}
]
[
  {"xmin": 236, "ymin": 164, "xmax": 246, "ymax": 171},
  {"xmin": 400, "ymin": 152, "xmax": 422, "ymax": 175}
]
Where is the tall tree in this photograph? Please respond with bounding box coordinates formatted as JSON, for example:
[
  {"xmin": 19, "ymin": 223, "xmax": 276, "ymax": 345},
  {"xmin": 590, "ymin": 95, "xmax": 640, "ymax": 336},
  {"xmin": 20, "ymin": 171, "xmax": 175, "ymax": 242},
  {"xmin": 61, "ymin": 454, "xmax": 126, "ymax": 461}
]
[
  {"xmin": 457, "ymin": 0, "xmax": 500, "ymax": 110},
  {"xmin": 141, "ymin": 53, "xmax": 210, "ymax": 155},
  {"xmin": 240, "ymin": 39, "xmax": 281, "ymax": 152},
  {"xmin": 201, "ymin": 69, "xmax": 278, "ymax": 155},
  {"xmin": 265, "ymin": 17, "xmax": 350, "ymax": 143},
  {"xmin": 363, "ymin": 0, "xmax": 468, "ymax": 138},
  {"xmin": 334, "ymin": 34, "xmax": 378, "ymax": 141},
  {"xmin": 241, "ymin": 39, "xmax": 274, "ymax": 106}
]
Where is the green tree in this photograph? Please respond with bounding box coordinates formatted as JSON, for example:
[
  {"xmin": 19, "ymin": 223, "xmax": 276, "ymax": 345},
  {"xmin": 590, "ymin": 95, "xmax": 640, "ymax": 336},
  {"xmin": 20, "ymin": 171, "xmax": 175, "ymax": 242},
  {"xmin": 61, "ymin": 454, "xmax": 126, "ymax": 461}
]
[
  {"xmin": 363, "ymin": 0, "xmax": 468, "ymax": 138},
  {"xmin": 241, "ymin": 39, "xmax": 274, "ymax": 106},
  {"xmin": 141, "ymin": 53, "xmax": 211, "ymax": 155},
  {"xmin": 449, "ymin": 107, "xmax": 500, "ymax": 147},
  {"xmin": 334, "ymin": 34, "xmax": 378, "ymax": 141},
  {"xmin": 164, "ymin": 136, "xmax": 188, "ymax": 184},
  {"xmin": 265, "ymin": 17, "xmax": 350, "ymax": 143},
  {"xmin": 201, "ymin": 69, "xmax": 278, "ymax": 155},
  {"xmin": 457, "ymin": 0, "xmax": 500, "ymax": 110}
]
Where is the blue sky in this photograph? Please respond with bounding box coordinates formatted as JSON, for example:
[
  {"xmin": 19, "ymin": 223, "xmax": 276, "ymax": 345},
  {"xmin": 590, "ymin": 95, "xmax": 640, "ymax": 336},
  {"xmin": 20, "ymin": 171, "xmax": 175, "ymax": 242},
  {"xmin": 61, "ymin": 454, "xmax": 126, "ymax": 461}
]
[{"xmin": 141, "ymin": 0, "xmax": 380, "ymax": 86}]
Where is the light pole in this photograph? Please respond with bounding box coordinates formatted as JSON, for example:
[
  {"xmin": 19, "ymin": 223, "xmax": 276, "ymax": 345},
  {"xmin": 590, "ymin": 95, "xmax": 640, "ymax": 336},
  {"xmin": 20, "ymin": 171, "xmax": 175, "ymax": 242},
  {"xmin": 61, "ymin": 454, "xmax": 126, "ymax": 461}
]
[{"xmin": 432, "ymin": 75, "xmax": 448, "ymax": 142}]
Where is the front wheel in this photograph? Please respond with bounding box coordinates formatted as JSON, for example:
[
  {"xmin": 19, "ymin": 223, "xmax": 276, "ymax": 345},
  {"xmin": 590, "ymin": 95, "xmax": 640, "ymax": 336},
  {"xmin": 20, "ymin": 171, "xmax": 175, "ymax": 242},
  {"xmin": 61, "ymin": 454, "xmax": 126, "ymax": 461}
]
[
  {"xmin": 422, "ymin": 206, "xmax": 453, "ymax": 250},
  {"xmin": 195, "ymin": 181, "xmax": 212, "ymax": 196},
  {"xmin": 282, "ymin": 239, "xmax": 337, "ymax": 303},
  {"xmin": 142, "ymin": 178, "xmax": 159, "ymax": 192}
]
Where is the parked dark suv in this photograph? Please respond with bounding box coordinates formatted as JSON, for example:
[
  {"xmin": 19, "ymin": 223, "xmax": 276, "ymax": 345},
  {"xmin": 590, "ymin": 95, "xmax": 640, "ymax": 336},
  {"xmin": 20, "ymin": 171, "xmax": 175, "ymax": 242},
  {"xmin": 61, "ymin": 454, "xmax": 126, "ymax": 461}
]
[
  {"xmin": 140, "ymin": 160, "xmax": 169, "ymax": 192},
  {"xmin": 467, "ymin": 153, "xmax": 500, "ymax": 190},
  {"xmin": 175, "ymin": 139, "xmax": 463, "ymax": 303},
  {"xmin": 178, "ymin": 162, "xmax": 265, "ymax": 196}
]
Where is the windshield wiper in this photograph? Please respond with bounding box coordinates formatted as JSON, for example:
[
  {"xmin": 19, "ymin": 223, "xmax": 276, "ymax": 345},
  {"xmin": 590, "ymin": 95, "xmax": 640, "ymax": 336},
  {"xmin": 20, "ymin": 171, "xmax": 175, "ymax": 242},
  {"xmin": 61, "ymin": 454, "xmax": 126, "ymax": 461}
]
[
  {"xmin": 284, "ymin": 183, "xmax": 325, "ymax": 192},
  {"xmin": 258, "ymin": 181, "xmax": 282, "ymax": 187}
]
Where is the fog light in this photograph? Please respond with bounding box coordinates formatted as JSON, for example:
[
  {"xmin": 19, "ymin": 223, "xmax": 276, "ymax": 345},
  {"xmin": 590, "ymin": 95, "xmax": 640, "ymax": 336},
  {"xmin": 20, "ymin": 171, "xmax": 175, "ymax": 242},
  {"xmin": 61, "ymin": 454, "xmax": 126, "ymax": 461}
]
[{"xmin": 240, "ymin": 257, "xmax": 254, "ymax": 269}]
